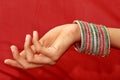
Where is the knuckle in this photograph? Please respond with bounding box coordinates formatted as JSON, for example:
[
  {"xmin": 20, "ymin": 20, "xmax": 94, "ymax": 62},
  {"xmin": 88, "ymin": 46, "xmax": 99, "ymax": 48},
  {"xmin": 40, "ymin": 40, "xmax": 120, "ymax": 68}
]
[
  {"xmin": 32, "ymin": 38, "xmax": 37, "ymax": 43},
  {"xmin": 23, "ymin": 66, "xmax": 29, "ymax": 69},
  {"xmin": 49, "ymin": 61, "xmax": 56, "ymax": 65},
  {"xmin": 49, "ymin": 49, "xmax": 59, "ymax": 61},
  {"xmin": 36, "ymin": 48, "xmax": 41, "ymax": 53},
  {"xmin": 14, "ymin": 55, "xmax": 20, "ymax": 61},
  {"xmin": 22, "ymin": 65, "xmax": 30, "ymax": 69},
  {"xmin": 51, "ymin": 55, "xmax": 59, "ymax": 62},
  {"xmin": 27, "ymin": 57, "xmax": 34, "ymax": 63},
  {"xmin": 39, "ymin": 40, "xmax": 43, "ymax": 46},
  {"xmin": 27, "ymin": 59, "xmax": 33, "ymax": 63},
  {"xmin": 24, "ymin": 45, "xmax": 29, "ymax": 50}
]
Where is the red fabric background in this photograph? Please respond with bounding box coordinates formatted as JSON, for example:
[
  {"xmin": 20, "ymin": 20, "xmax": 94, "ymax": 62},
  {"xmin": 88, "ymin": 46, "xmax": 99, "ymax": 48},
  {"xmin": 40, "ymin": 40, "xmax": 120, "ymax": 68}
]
[{"xmin": 0, "ymin": 0, "xmax": 120, "ymax": 80}]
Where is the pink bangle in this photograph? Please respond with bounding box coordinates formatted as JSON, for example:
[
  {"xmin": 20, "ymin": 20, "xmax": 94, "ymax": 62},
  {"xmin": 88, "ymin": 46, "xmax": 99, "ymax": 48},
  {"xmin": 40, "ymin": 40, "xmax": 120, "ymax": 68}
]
[{"xmin": 73, "ymin": 20, "xmax": 110, "ymax": 57}]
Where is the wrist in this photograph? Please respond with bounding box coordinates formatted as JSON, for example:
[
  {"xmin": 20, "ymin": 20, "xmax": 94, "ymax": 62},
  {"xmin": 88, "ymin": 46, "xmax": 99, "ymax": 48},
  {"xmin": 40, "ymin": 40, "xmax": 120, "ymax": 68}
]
[
  {"xmin": 71, "ymin": 24, "xmax": 81, "ymax": 42},
  {"xmin": 61, "ymin": 23, "xmax": 81, "ymax": 45}
]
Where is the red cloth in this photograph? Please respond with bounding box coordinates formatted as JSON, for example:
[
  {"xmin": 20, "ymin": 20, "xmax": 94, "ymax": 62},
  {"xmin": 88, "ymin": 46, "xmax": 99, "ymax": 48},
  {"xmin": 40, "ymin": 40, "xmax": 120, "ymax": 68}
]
[{"xmin": 0, "ymin": 0, "xmax": 120, "ymax": 80}]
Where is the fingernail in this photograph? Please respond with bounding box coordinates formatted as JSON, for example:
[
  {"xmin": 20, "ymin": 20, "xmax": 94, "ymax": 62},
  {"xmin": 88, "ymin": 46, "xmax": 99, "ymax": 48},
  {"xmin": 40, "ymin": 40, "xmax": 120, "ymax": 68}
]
[
  {"xmin": 10, "ymin": 45, "xmax": 15, "ymax": 52},
  {"xmin": 33, "ymin": 31, "xmax": 37, "ymax": 36},
  {"xmin": 4, "ymin": 59, "xmax": 8, "ymax": 63},
  {"xmin": 25, "ymin": 34, "xmax": 30, "ymax": 41},
  {"xmin": 33, "ymin": 31, "xmax": 37, "ymax": 33}
]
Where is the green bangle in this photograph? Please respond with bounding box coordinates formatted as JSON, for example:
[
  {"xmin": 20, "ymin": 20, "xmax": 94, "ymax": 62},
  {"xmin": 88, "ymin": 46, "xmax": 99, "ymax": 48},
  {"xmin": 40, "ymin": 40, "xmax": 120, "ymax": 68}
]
[
  {"xmin": 92, "ymin": 23, "xmax": 99, "ymax": 55},
  {"xmin": 101, "ymin": 25, "xmax": 110, "ymax": 56},
  {"xmin": 79, "ymin": 21, "xmax": 86, "ymax": 52},
  {"xmin": 73, "ymin": 20, "xmax": 85, "ymax": 52},
  {"xmin": 73, "ymin": 20, "xmax": 110, "ymax": 57},
  {"xmin": 88, "ymin": 23, "xmax": 94, "ymax": 54}
]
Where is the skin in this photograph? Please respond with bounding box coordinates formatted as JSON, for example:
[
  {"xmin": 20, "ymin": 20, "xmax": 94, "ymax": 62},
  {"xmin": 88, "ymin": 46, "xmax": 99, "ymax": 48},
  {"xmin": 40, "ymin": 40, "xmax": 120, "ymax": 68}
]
[
  {"xmin": 4, "ymin": 24, "xmax": 80, "ymax": 69},
  {"xmin": 108, "ymin": 28, "xmax": 120, "ymax": 49},
  {"xmin": 4, "ymin": 24, "xmax": 120, "ymax": 69}
]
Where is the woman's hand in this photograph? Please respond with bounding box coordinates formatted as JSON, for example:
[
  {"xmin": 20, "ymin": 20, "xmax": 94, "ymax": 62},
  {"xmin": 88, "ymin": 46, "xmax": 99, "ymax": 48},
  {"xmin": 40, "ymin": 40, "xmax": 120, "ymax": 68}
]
[{"xmin": 4, "ymin": 24, "xmax": 80, "ymax": 69}]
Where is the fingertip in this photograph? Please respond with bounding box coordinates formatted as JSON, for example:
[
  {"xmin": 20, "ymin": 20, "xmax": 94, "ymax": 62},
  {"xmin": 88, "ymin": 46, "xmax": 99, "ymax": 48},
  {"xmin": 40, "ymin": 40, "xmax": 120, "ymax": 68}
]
[
  {"xmin": 24, "ymin": 34, "xmax": 32, "ymax": 49},
  {"xmin": 10, "ymin": 45, "xmax": 17, "ymax": 52},
  {"xmin": 4, "ymin": 59, "xmax": 8, "ymax": 63},
  {"xmin": 4, "ymin": 59, "xmax": 24, "ymax": 69},
  {"xmin": 33, "ymin": 30, "xmax": 38, "ymax": 35},
  {"xmin": 25, "ymin": 34, "xmax": 31, "ymax": 41},
  {"xmin": 10, "ymin": 45, "xmax": 20, "ymax": 59},
  {"xmin": 10, "ymin": 45, "xmax": 16, "ymax": 48},
  {"xmin": 4, "ymin": 59, "xmax": 10, "ymax": 64},
  {"xmin": 33, "ymin": 31, "xmax": 38, "ymax": 39}
]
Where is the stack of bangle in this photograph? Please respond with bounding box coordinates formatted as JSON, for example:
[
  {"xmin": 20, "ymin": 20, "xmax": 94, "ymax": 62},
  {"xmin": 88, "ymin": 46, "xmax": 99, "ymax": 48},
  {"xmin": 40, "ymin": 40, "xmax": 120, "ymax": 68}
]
[{"xmin": 73, "ymin": 20, "xmax": 110, "ymax": 57}]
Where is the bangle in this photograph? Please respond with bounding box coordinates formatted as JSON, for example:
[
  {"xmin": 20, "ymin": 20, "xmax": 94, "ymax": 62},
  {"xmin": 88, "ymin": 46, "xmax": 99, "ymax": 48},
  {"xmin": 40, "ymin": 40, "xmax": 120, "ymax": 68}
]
[
  {"xmin": 73, "ymin": 20, "xmax": 110, "ymax": 57},
  {"xmin": 74, "ymin": 20, "xmax": 86, "ymax": 53},
  {"xmin": 82, "ymin": 21, "xmax": 91, "ymax": 54},
  {"xmin": 92, "ymin": 24, "xmax": 99, "ymax": 55},
  {"xmin": 101, "ymin": 25, "xmax": 110, "ymax": 56}
]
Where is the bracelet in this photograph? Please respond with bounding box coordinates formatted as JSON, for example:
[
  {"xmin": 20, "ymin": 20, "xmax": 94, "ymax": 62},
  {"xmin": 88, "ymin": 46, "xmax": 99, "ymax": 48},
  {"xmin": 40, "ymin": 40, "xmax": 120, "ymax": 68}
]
[
  {"xmin": 73, "ymin": 20, "xmax": 110, "ymax": 57},
  {"xmin": 82, "ymin": 21, "xmax": 91, "ymax": 54},
  {"xmin": 101, "ymin": 25, "xmax": 110, "ymax": 56}
]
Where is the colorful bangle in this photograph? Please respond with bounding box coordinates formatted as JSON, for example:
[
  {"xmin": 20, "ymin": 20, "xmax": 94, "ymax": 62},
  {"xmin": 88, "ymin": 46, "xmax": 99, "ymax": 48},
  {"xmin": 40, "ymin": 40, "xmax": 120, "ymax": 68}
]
[
  {"xmin": 101, "ymin": 25, "xmax": 110, "ymax": 56},
  {"xmin": 82, "ymin": 21, "xmax": 91, "ymax": 54},
  {"xmin": 74, "ymin": 20, "xmax": 85, "ymax": 53},
  {"xmin": 91, "ymin": 23, "xmax": 100, "ymax": 55},
  {"xmin": 96, "ymin": 24, "xmax": 104, "ymax": 56},
  {"xmin": 73, "ymin": 20, "xmax": 110, "ymax": 57}
]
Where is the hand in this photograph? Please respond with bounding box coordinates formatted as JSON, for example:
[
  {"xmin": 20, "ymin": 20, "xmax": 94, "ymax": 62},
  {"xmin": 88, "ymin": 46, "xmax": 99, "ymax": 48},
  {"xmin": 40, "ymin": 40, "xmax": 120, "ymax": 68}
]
[{"xmin": 4, "ymin": 24, "xmax": 80, "ymax": 69}]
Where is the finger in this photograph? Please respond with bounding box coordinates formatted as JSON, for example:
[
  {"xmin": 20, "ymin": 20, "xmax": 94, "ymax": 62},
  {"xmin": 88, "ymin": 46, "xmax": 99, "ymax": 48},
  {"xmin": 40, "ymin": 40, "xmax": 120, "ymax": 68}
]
[
  {"xmin": 9, "ymin": 44, "xmax": 44, "ymax": 69},
  {"xmin": 9, "ymin": 48, "xmax": 44, "ymax": 69},
  {"xmin": 23, "ymin": 63, "xmax": 43, "ymax": 69},
  {"xmin": 20, "ymin": 50, "xmax": 26, "ymax": 58},
  {"xmin": 33, "ymin": 31, "xmax": 39, "ymax": 41},
  {"xmin": 4, "ymin": 59, "xmax": 24, "ymax": 68},
  {"xmin": 4, "ymin": 59, "xmax": 43, "ymax": 69},
  {"xmin": 24, "ymin": 34, "xmax": 34, "ymax": 61},
  {"xmin": 10, "ymin": 45, "xmax": 20, "ymax": 60},
  {"xmin": 33, "ymin": 31, "xmax": 58, "ymax": 59},
  {"xmin": 17, "ymin": 59, "xmax": 43, "ymax": 69},
  {"xmin": 10, "ymin": 45, "xmax": 29, "ymax": 68},
  {"xmin": 51, "ymin": 32, "xmax": 73, "ymax": 56},
  {"xmin": 31, "ymin": 54, "xmax": 55, "ymax": 65},
  {"xmin": 24, "ymin": 34, "xmax": 32, "ymax": 49},
  {"xmin": 32, "ymin": 31, "xmax": 41, "ymax": 53},
  {"xmin": 10, "ymin": 45, "xmax": 28, "ymax": 68}
]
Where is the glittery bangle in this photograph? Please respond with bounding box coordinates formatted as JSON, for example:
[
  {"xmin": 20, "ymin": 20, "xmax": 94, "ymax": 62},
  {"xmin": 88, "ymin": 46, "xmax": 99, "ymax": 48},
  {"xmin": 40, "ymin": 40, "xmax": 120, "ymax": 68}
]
[
  {"xmin": 73, "ymin": 20, "xmax": 86, "ymax": 53},
  {"xmin": 101, "ymin": 25, "xmax": 110, "ymax": 56},
  {"xmin": 73, "ymin": 20, "xmax": 110, "ymax": 57},
  {"xmin": 92, "ymin": 23, "xmax": 99, "ymax": 55},
  {"xmin": 79, "ymin": 21, "xmax": 86, "ymax": 52},
  {"xmin": 82, "ymin": 21, "xmax": 91, "ymax": 54},
  {"xmin": 81, "ymin": 21, "xmax": 87, "ymax": 53},
  {"xmin": 88, "ymin": 23, "xmax": 95, "ymax": 54},
  {"xmin": 73, "ymin": 20, "xmax": 83, "ymax": 52},
  {"xmin": 96, "ymin": 24, "xmax": 103, "ymax": 56}
]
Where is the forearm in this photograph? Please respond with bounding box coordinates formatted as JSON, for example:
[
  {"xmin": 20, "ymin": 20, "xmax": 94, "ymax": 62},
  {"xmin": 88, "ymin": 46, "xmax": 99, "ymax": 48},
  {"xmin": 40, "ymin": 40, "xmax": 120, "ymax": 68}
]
[{"xmin": 108, "ymin": 28, "xmax": 120, "ymax": 49}]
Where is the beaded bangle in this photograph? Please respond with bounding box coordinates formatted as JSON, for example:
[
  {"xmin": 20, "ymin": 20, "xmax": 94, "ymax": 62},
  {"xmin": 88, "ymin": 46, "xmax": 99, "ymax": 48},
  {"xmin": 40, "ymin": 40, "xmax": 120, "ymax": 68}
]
[
  {"xmin": 73, "ymin": 20, "xmax": 110, "ymax": 57},
  {"xmin": 79, "ymin": 21, "xmax": 86, "ymax": 52},
  {"xmin": 88, "ymin": 23, "xmax": 95, "ymax": 55},
  {"xmin": 74, "ymin": 20, "xmax": 85, "ymax": 53},
  {"xmin": 101, "ymin": 25, "xmax": 110, "ymax": 56},
  {"xmin": 96, "ymin": 24, "xmax": 104, "ymax": 56},
  {"xmin": 82, "ymin": 21, "xmax": 91, "ymax": 54},
  {"xmin": 92, "ymin": 24, "xmax": 99, "ymax": 55}
]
